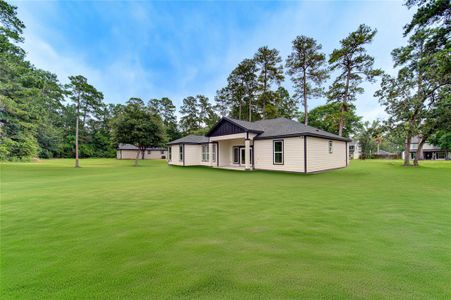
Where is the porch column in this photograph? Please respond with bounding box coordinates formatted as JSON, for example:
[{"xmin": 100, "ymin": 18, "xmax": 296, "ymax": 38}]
[
  {"xmin": 245, "ymin": 139, "xmax": 251, "ymax": 170},
  {"xmin": 209, "ymin": 142, "xmax": 214, "ymax": 166}
]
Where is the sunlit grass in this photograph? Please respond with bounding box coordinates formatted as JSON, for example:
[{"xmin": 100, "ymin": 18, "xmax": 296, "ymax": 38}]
[{"xmin": 1, "ymin": 159, "xmax": 450, "ymax": 299}]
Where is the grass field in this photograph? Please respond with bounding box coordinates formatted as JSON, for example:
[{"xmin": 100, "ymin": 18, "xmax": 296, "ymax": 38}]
[{"xmin": 1, "ymin": 159, "xmax": 450, "ymax": 299}]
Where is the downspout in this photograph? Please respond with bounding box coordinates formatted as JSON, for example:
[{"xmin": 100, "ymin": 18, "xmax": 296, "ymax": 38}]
[
  {"xmin": 346, "ymin": 141, "xmax": 348, "ymax": 166},
  {"xmin": 304, "ymin": 136, "xmax": 308, "ymax": 174},
  {"xmin": 183, "ymin": 144, "xmax": 185, "ymax": 166}
]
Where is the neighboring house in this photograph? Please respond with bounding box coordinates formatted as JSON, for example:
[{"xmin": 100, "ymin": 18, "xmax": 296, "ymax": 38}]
[
  {"xmin": 402, "ymin": 136, "xmax": 449, "ymax": 160},
  {"xmin": 117, "ymin": 144, "xmax": 167, "ymax": 160},
  {"xmin": 349, "ymin": 140, "xmax": 361, "ymax": 159},
  {"xmin": 374, "ymin": 149, "xmax": 397, "ymax": 159},
  {"xmin": 167, "ymin": 117, "xmax": 351, "ymax": 173}
]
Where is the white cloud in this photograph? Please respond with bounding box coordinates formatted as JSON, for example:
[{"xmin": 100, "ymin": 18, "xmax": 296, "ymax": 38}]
[{"xmin": 16, "ymin": 0, "xmax": 413, "ymax": 121}]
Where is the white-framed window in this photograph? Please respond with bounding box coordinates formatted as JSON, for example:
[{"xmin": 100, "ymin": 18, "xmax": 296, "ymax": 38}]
[
  {"xmin": 273, "ymin": 140, "xmax": 284, "ymax": 164},
  {"xmin": 212, "ymin": 144, "xmax": 217, "ymax": 163},
  {"xmin": 179, "ymin": 145, "xmax": 183, "ymax": 162},
  {"xmin": 168, "ymin": 147, "xmax": 172, "ymax": 161},
  {"xmin": 202, "ymin": 144, "xmax": 209, "ymax": 162},
  {"xmin": 328, "ymin": 140, "xmax": 333, "ymax": 154},
  {"xmin": 411, "ymin": 143, "xmax": 418, "ymax": 150}
]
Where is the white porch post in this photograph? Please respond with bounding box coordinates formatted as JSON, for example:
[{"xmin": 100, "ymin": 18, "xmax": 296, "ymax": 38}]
[
  {"xmin": 245, "ymin": 139, "xmax": 251, "ymax": 170},
  {"xmin": 209, "ymin": 142, "xmax": 214, "ymax": 167}
]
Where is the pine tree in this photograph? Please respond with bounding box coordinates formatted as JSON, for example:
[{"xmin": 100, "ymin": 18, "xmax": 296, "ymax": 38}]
[{"xmin": 286, "ymin": 36, "xmax": 328, "ymax": 125}]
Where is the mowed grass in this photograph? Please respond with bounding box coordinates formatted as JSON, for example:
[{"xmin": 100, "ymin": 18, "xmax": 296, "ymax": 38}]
[{"xmin": 1, "ymin": 159, "xmax": 450, "ymax": 299}]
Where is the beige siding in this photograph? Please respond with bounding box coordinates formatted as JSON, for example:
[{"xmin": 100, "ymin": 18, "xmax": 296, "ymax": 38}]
[
  {"xmin": 117, "ymin": 149, "xmax": 167, "ymax": 160},
  {"xmin": 184, "ymin": 144, "xmax": 203, "ymax": 166},
  {"xmin": 307, "ymin": 137, "xmax": 347, "ymax": 173},
  {"xmin": 210, "ymin": 133, "xmax": 246, "ymax": 141},
  {"xmin": 254, "ymin": 137, "xmax": 305, "ymax": 172},
  {"xmin": 168, "ymin": 145, "xmax": 183, "ymax": 165},
  {"xmin": 143, "ymin": 150, "xmax": 167, "ymax": 159}
]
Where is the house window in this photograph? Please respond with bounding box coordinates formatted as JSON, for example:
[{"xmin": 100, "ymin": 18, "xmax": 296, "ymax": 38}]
[
  {"xmin": 273, "ymin": 140, "xmax": 284, "ymax": 164},
  {"xmin": 436, "ymin": 151, "xmax": 446, "ymax": 159},
  {"xmin": 233, "ymin": 147, "xmax": 239, "ymax": 164},
  {"xmin": 179, "ymin": 145, "xmax": 183, "ymax": 162},
  {"xmin": 168, "ymin": 147, "xmax": 172, "ymax": 161},
  {"xmin": 147, "ymin": 150, "xmax": 151, "ymax": 154},
  {"xmin": 329, "ymin": 141, "xmax": 333, "ymax": 154},
  {"xmin": 202, "ymin": 144, "xmax": 209, "ymax": 162},
  {"xmin": 212, "ymin": 144, "xmax": 217, "ymax": 163}
]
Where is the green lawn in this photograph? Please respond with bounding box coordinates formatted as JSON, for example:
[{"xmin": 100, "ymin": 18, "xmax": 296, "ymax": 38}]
[{"xmin": 1, "ymin": 159, "xmax": 450, "ymax": 299}]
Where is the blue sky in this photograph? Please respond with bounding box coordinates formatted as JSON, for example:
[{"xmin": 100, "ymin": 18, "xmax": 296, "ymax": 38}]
[{"xmin": 15, "ymin": 0, "xmax": 412, "ymax": 121}]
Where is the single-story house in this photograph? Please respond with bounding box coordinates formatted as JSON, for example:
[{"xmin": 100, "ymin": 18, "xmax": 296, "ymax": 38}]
[
  {"xmin": 402, "ymin": 136, "xmax": 449, "ymax": 160},
  {"xmin": 167, "ymin": 117, "xmax": 351, "ymax": 173},
  {"xmin": 117, "ymin": 144, "xmax": 167, "ymax": 160},
  {"xmin": 348, "ymin": 140, "xmax": 361, "ymax": 159}
]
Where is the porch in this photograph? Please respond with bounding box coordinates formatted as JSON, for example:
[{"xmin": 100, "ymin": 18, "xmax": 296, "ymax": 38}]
[{"xmin": 209, "ymin": 133, "xmax": 254, "ymax": 170}]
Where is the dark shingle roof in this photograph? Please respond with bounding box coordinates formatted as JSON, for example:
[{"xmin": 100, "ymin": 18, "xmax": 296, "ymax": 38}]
[
  {"xmin": 169, "ymin": 117, "xmax": 351, "ymax": 144},
  {"xmin": 226, "ymin": 117, "xmax": 351, "ymax": 142},
  {"xmin": 223, "ymin": 116, "xmax": 265, "ymax": 132},
  {"xmin": 117, "ymin": 144, "xmax": 167, "ymax": 151},
  {"xmin": 167, "ymin": 135, "xmax": 209, "ymax": 145}
]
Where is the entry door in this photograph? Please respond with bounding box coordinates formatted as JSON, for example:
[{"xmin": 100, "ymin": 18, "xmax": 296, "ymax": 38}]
[{"xmin": 239, "ymin": 148, "xmax": 253, "ymax": 166}]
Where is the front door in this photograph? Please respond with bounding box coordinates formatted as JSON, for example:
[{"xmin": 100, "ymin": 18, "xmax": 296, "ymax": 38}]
[{"xmin": 239, "ymin": 148, "xmax": 253, "ymax": 166}]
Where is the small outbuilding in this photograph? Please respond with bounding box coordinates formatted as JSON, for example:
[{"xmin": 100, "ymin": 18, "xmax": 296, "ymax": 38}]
[
  {"xmin": 167, "ymin": 117, "xmax": 351, "ymax": 173},
  {"xmin": 117, "ymin": 144, "xmax": 167, "ymax": 160}
]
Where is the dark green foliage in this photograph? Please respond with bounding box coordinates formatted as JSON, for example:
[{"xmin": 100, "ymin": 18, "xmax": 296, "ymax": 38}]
[
  {"xmin": 112, "ymin": 98, "xmax": 165, "ymax": 166},
  {"xmin": 148, "ymin": 97, "xmax": 181, "ymax": 142},
  {"xmin": 267, "ymin": 87, "xmax": 298, "ymax": 119},
  {"xmin": 377, "ymin": 1, "xmax": 450, "ymax": 166},
  {"xmin": 180, "ymin": 95, "xmax": 218, "ymax": 135},
  {"xmin": 299, "ymin": 102, "xmax": 362, "ymax": 138},
  {"xmin": 254, "ymin": 46, "xmax": 284, "ymax": 119},
  {"xmin": 356, "ymin": 121, "xmax": 380, "ymax": 159}
]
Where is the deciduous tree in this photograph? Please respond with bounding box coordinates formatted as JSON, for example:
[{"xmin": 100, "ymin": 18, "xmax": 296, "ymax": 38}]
[{"xmin": 112, "ymin": 98, "xmax": 165, "ymax": 166}]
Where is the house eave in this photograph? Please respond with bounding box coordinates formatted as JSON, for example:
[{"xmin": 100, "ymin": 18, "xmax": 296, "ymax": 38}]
[{"xmin": 254, "ymin": 133, "xmax": 351, "ymax": 142}]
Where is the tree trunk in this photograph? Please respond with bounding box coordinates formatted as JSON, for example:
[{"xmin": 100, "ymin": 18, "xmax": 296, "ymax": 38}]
[
  {"xmin": 262, "ymin": 67, "xmax": 267, "ymax": 119},
  {"xmin": 413, "ymin": 137, "xmax": 427, "ymax": 166},
  {"xmin": 338, "ymin": 104, "xmax": 345, "ymax": 137},
  {"xmin": 303, "ymin": 68, "xmax": 308, "ymax": 125},
  {"xmin": 248, "ymin": 97, "xmax": 252, "ymax": 122},
  {"xmin": 134, "ymin": 149, "xmax": 141, "ymax": 167},
  {"xmin": 75, "ymin": 96, "xmax": 80, "ymax": 168},
  {"xmin": 239, "ymin": 101, "xmax": 242, "ymax": 120},
  {"xmin": 404, "ymin": 134, "xmax": 412, "ymax": 166},
  {"xmin": 339, "ymin": 69, "xmax": 351, "ymax": 137}
]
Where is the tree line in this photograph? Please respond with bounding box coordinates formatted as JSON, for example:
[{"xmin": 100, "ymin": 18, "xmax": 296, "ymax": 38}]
[{"xmin": 1, "ymin": 0, "xmax": 449, "ymax": 167}]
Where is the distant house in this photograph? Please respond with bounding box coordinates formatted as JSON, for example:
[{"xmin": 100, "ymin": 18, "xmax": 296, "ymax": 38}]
[
  {"xmin": 167, "ymin": 117, "xmax": 351, "ymax": 173},
  {"xmin": 117, "ymin": 144, "xmax": 167, "ymax": 160},
  {"xmin": 402, "ymin": 136, "xmax": 449, "ymax": 160},
  {"xmin": 349, "ymin": 140, "xmax": 361, "ymax": 159}
]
